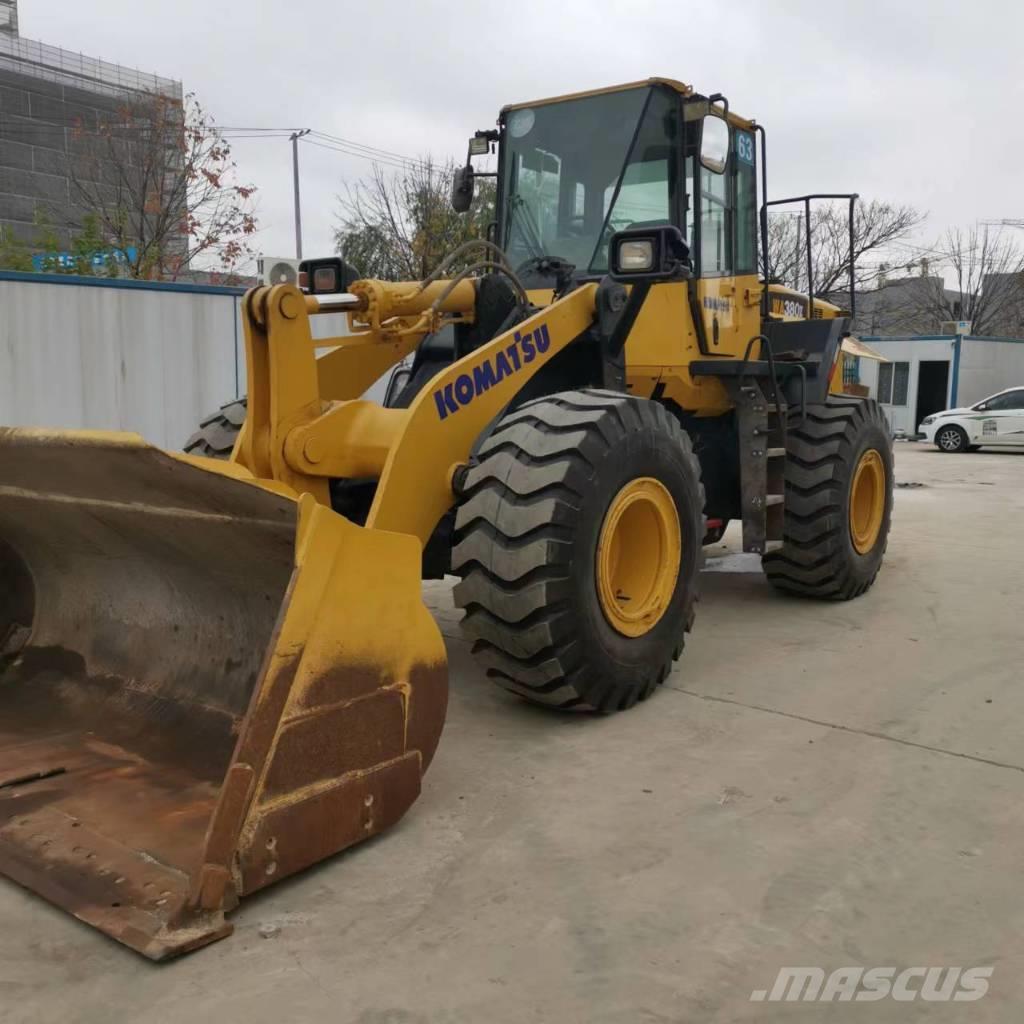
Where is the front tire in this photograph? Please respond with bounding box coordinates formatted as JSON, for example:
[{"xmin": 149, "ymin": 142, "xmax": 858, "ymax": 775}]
[
  {"xmin": 452, "ymin": 389, "xmax": 704, "ymax": 712},
  {"xmin": 764, "ymin": 398, "xmax": 893, "ymax": 600},
  {"xmin": 935, "ymin": 424, "xmax": 969, "ymax": 453}
]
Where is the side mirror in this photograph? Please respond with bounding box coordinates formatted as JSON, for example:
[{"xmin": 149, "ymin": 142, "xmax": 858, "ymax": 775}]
[
  {"xmin": 699, "ymin": 114, "xmax": 729, "ymax": 174},
  {"xmin": 451, "ymin": 164, "xmax": 475, "ymax": 213}
]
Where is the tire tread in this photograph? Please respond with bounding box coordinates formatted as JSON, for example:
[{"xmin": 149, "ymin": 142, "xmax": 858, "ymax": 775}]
[
  {"xmin": 452, "ymin": 388, "xmax": 703, "ymax": 712},
  {"xmin": 763, "ymin": 397, "xmax": 892, "ymax": 600}
]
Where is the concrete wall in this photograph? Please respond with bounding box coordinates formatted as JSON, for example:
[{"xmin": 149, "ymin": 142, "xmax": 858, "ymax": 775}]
[
  {"xmin": 957, "ymin": 337, "xmax": 1024, "ymax": 407},
  {"xmin": 0, "ymin": 271, "xmax": 244, "ymax": 449}
]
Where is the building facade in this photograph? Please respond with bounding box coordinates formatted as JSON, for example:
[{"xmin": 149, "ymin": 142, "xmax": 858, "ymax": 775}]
[
  {"xmin": 0, "ymin": 1, "xmax": 18, "ymax": 35},
  {"xmin": 0, "ymin": 3, "xmax": 181, "ymax": 251},
  {"xmin": 856, "ymin": 334, "xmax": 1024, "ymax": 435}
]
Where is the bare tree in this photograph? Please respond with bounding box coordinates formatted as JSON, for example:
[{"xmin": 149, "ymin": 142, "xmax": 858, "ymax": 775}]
[
  {"xmin": 765, "ymin": 200, "xmax": 925, "ymax": 296},
  {"xmin": 903, "ymin": 225, "xmax": 1024, "ymax": 336},
  {"xmin": 334, "ymin": 159, "xmax": 495, "ymax": 280},
  {"xmin": 67, "ymin": 93, "xmax": 258, "ymax": 280}
]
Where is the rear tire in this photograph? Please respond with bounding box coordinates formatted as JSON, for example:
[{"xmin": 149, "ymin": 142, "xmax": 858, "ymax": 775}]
[
  {"xmin": 763, "ymin": 398, "xmax": 893, "ymax": 600},
  {"xmin": 452, "ymin": 389, "xmax": 704, "ymax": 712},
  {"xmin": 184, "ymin": 398, "xmax": 247, "ymax": 459},
  {"xmin": 935, "ymin": 424, "xmax": 968, "ymax": 453}
]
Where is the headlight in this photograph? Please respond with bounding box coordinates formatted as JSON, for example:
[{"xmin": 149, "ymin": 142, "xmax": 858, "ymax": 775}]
[
  {"xmin": 921, "ymin": 415, "xmax": 936, "ymax": 426},
  {"xmin": 616, "ymin": 239, "xmax": 655, "ymax": 272}
]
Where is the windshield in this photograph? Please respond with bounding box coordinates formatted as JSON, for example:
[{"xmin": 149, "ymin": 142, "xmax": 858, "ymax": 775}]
[{"xmin": 499, "ymin": 86, "xmax": 679, "ymax": 275}]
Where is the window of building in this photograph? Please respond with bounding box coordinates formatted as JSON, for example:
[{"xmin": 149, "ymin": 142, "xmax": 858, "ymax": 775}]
[
  {"xmin": 877, "ymin": 364, "xmax": 891, "ymax": 402},
  {"xmin": 893, "ymin": 362, "xmax": 910, "ymax": 405},
  {"xmin": 842, "ymin": 355, "xmax": 861, "ymax": 386},
  {"xmin": 878, "ymin": 361, "xmax": 910, "ymax": 405}
]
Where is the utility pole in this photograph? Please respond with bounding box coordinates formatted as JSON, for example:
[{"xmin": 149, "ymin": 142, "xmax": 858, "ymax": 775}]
[{"xmin": 290, "ymin": 129, "xmax": 311, "ymax": 259}]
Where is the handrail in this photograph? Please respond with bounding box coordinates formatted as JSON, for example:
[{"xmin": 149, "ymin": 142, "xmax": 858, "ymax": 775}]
[{"xmin": 764, "ymin": 193, "xmax": 859, "ymax": 321}]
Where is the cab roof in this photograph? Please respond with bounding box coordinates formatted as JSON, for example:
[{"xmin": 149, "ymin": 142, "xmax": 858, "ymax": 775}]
[{"xmin": 501, "ymin": 78, "xmax": 755, "ymax": 130}]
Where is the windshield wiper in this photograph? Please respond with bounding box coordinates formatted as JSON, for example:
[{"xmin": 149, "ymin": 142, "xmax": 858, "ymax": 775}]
[{"xmin": 505, "ymin": 193, "xmax": 546, "ymax": 264}]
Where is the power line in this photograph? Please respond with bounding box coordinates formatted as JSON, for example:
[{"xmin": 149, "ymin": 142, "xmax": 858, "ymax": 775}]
[
  {"xmin": 301, "ymin": 136, "xmax": 431, "ymax": 173},
  {"xmin": 0, "ymin": 116, "xmax": 434, "ymax": 170},
  {"xmin": 301, "ymin": 137, "xmax": 412, "ymax": 172},
  {"xmin": 887, "ymin": 239, "xmax": 970, "ymax": 259},
  {"xmin": 307, "ymin": 130, "xmax": 429, "ymax": 168},
  {"xmin": 0, "ymin": 121, "xmax": 296, "ymax": 139}
]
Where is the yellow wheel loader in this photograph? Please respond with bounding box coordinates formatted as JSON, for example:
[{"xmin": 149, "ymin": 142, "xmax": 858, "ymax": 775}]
[{"xmin": 0, "ymin": 78, "xmax": 893, "ymax": 959}]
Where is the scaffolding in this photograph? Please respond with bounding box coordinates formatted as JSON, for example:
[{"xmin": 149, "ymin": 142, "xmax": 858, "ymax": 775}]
[{"xmin": 0, "ymin": 31, "xmax": 181, "ymax": 100}]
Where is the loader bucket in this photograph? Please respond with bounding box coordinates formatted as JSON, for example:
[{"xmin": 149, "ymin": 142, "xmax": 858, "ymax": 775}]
[{"xmin": 0, "ymin": 429, "xmax": 447, "ymax": 960}]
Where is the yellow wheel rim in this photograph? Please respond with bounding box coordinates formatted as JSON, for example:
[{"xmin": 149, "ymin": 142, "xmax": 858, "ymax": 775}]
[
  {"xmin": 849, "ymin": 448, "xmax": 886, "ymax": 555},
  {"xmin": 596, "ymin": 477, "xmax": 681, "ymax": 638}
]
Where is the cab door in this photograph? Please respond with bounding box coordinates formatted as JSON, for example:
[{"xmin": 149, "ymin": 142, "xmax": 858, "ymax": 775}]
[{"xmin": 693, "ymin": 118, "xmax": 761, "ymax": 359}]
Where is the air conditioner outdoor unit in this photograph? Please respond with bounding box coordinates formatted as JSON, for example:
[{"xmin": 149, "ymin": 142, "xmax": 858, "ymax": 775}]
[
  {"xmin": 940, "ymin": 320, "xmax": 972, "ymax": 336},
  {"xmin": 257, "ymin": 256, "xmax": 301, "ymax": 286}
]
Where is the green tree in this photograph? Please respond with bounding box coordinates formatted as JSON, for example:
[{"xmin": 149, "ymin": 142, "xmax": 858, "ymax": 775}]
[
  {"xmin": 0, "ymin": 211, "xmax": 111, "ymax": 275},
  {"xmin": 0, "ymin": 227, "xmax": 33, "ymax": 272},
  {"xmin": 334, "ymin": 158, "xmax": 495, "ymax": 280}
]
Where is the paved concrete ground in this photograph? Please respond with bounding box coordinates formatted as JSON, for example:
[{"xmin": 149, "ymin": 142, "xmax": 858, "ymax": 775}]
[{"xmin": 2, "ymin": 443, "xmax": 1023, "ymax": 1023}]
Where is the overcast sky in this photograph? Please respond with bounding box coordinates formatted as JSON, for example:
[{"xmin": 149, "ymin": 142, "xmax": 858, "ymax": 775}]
[{"xmin": 18, "ymin": 0, "xmax": 1024, "ymax": 269}]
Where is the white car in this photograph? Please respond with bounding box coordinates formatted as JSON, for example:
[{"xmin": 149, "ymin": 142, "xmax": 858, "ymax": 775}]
[{"xmin": 919, "ymin": 386, "xmax": 1024, "ymax": 452}]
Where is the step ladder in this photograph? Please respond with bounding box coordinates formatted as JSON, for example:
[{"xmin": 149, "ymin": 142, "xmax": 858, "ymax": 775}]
[{"xmin": 726, "ymin": 380, "xmax": 787, "ymax": 555}]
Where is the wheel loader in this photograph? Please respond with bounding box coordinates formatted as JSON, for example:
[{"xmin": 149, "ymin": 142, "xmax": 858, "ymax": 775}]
[{"xmin": 0, "ymin": 78, "xmax": 893, "ymax": 959}]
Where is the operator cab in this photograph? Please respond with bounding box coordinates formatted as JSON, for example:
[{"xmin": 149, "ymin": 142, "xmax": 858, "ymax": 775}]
[
  {"xmin": 461, "ymin": 79, "xmax": 759, "ymax": 292},
  {"xmin": 455, "ymin": 77, "xmax": 858, "ymax": 376}
]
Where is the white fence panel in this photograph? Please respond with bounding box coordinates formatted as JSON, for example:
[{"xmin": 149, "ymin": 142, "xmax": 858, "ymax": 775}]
[{"xmin": 0, "ymin": 274, "xmax": 243, "ymax": 449}]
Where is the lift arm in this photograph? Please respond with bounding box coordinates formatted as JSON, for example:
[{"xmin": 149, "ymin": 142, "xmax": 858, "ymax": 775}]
[{"xmin": 237, "ymin": 280, "xmax": 600, "ymax": 546}]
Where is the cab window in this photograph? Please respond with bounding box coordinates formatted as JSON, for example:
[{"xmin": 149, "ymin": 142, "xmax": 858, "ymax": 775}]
[
  {"xmin": 700, "ymin": 163, "xmax": 732, "ymax": 275},
  {"xmin": 696, "ymin": 124, "xmax": 758, "ymax": 276},
  {"xmin": 734, "ymin": 130, "xmax": 757, "ymax": 273},
  {"xmin": 593, "ymin": 87, "xmax": 677, "ymax": 271},
  {"xmin": 603, "ymin": 160, "xmax": 670, "ymax": 231}
]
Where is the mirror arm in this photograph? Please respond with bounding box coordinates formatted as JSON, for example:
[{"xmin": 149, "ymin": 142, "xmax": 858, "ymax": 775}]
[{"xmin": 707, "ymin": 92, "xmax": 730, "ymax": 118}]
